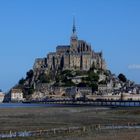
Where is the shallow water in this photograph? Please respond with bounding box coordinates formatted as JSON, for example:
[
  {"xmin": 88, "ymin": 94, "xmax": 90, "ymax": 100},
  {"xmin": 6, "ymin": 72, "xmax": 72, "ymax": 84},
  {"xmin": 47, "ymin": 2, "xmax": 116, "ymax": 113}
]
[
  {"xmin": 0, "ymin": 103, "xmax": 93, "ymax": 108},
  {"xmin": 0, "ymin": 125, "xmax": 140, "ymax": 138}
]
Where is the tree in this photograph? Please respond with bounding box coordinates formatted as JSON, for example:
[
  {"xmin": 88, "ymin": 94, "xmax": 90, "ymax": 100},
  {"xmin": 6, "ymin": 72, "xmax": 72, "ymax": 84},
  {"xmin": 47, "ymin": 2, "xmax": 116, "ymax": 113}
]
[
  {"xmin": 28, "ymin": 85, "xmax": 35, "ymax": 95},
  {"xmin": 77, "ymin": 82, "xmax": 87, "ymax": 87},
  {"xmin": 118, "ymin": 73, "xmax": 127, "ymax": 83},
  {"xmin": 38, "ymin": 73, "xmax": 50, "ymax": 83},
  {"xmin": 90, "ymin": 83, "xmax": 98, "ymax": 92},
  {"xmin": 88, "ymin": 71, "xmax": 99, "ymax": 82},
  {"xmin": 62, "ymin": 70, "xmax": 73, "ymax": 77},
  {"xmin": 61, "ymin": 76, "xmax": 76, "ymax": 87},
  {"xmin": 18, "ymin": 78, "xmax": 25, "ymax": 85},
  {"xmin": 26, "ymin": 69, "xmax": 33, "ymax": 79},
  {"xmin": 63, "ymin": 80, "xmax": 76, "ymax": 87}
]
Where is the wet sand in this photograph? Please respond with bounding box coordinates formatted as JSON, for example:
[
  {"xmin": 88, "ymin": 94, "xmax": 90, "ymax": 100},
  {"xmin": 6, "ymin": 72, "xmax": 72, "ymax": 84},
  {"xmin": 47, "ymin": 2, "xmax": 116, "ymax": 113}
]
[{"xmin": 0, "ymin": 106, "xmax": 140, "ymax": 139}]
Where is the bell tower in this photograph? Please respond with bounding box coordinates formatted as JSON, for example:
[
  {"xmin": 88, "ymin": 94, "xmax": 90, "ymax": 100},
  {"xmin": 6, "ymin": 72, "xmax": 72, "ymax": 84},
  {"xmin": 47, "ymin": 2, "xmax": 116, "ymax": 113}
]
[{"xmin": 70, "ymin": 17, "xmax": 78, "ymax": 51}]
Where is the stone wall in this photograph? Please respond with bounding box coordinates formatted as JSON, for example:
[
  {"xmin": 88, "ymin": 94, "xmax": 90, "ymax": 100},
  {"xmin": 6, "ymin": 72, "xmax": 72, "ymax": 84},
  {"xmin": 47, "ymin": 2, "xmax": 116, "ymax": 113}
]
[
  {"xmin": 69, "ymin": 53, "xmax": 81, "ymax": 70},
  {"xmin": 32, "ymin": 37, "xmax": 107, "ymax": 79}
]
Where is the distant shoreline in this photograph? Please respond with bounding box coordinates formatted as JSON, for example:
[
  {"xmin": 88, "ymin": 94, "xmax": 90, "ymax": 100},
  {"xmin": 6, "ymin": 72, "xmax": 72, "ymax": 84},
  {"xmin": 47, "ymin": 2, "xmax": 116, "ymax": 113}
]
[{"xmin": 1, "ymin": 100, "xmax": 140, "ymax": 108}]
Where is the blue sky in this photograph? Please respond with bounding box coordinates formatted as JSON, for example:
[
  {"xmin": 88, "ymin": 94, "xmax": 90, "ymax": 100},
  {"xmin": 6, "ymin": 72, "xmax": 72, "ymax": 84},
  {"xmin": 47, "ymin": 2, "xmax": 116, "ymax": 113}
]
[{"xmin": 0, "ymin": 0, "xmax": 140, "ymax": 92}]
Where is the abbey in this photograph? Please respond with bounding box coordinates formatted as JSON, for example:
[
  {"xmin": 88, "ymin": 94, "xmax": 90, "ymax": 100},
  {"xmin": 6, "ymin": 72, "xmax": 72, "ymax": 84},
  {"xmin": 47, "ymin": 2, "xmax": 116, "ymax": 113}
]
[{"xmin": 33, "ymin": 20, "xmax": 106, "ymax": 75}]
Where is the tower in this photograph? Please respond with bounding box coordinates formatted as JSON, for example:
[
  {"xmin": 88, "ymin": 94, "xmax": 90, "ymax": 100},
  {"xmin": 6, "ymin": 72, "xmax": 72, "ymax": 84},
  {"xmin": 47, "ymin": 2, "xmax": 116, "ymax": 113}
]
[{"xmin": 70, "ymin": 17, "xmax": 78, "ymax": 51}]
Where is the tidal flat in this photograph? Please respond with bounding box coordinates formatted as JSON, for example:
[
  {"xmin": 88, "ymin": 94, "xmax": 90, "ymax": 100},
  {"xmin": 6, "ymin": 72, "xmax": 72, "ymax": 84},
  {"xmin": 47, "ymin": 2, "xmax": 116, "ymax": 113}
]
[{"xmin": 0, "ymin": 106, "xmax": 140, "ymax": 140}]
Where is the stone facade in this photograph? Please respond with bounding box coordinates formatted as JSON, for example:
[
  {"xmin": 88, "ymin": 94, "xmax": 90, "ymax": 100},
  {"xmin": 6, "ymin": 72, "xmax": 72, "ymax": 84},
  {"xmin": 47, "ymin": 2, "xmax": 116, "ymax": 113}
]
[
  {"xmin": 33, "ymin": 21, "xmax": 106, "ymax": 77},
  {"xmin": 10, "ymin": 89, "xmax": 24, "ymax": 102},
  {"xmin": 0, "ymin": 91, "xmax": 5, "ymax": 103}
]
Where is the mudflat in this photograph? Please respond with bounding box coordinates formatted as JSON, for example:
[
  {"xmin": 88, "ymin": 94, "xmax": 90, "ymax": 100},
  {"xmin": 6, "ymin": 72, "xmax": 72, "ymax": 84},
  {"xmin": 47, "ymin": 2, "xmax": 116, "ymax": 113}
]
[{"xmin": 0, "ymin": 106, "xmax": 140, "ymax": 140}]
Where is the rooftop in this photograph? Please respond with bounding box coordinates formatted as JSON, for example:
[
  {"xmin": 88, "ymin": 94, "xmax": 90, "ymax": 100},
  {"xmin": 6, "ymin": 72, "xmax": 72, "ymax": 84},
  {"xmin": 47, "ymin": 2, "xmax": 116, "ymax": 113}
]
[{"xmin": 11, "ymin": 89, "xmax": 23, "ymax": 93}]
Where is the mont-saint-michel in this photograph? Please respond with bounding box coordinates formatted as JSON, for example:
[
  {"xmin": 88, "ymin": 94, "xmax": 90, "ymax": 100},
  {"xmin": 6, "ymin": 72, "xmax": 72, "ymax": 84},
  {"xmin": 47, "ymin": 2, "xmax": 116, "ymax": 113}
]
[
  {"xmin": 1, "ymin": 1, "xmax": 140, "ymax": 139},
  {"xmin": 2, "ymin": 19, "xmax": 139, "ymax": 103},
  {"xmin": 0, "ymin": 20, "xmax": 140, "ymax": 139}
]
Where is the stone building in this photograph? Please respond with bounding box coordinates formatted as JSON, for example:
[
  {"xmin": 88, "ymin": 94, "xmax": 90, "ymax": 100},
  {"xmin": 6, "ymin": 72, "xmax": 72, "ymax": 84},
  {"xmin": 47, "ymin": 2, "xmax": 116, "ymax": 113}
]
[
  {"xmin": 10, "ymin": 88, "xmax": 24, "ymax": 102},
  {"xmin": 0, "ymin": 90, "xmax": 5, "ymax": 103},
  {"xmin": 33, "ymin": 19, "xmax": 106, "ymax": 78}
]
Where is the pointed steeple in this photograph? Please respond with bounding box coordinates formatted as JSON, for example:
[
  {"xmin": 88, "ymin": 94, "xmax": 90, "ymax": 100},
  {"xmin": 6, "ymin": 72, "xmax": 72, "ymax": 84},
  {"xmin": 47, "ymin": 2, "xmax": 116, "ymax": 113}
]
[
  {"xmin": 72, "ymin": 17, "xmax": 76, "ymax": 34},
  {"xmin": 71, "ymin": 16, "xmax": 78, "ymax": 39},
  {"xmin": 70, "ymin": 17, "xmax": 78, "ymax": 50}
]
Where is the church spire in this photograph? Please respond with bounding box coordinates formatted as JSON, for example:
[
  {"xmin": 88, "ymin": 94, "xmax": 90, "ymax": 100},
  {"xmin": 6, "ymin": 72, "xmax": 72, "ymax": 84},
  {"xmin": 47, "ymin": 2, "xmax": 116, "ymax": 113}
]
[
  {"xmin": 71, "ymin": 17, "xmax": 77, "ymax": 39},
  {"xmin": 70, "ymin": 17, "xmax": 78, "ymax": 50},
  {"xmin": 72, "ymin": 17, "xmax": 76, "ymax": 34}
]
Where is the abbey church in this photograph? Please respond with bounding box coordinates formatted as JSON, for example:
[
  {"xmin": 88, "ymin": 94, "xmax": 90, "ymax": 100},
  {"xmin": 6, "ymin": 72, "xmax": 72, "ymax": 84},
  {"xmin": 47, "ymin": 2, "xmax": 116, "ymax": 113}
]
[{"xmin": 33, "ymin": 20, "xmax": 106, "ymax": 75}]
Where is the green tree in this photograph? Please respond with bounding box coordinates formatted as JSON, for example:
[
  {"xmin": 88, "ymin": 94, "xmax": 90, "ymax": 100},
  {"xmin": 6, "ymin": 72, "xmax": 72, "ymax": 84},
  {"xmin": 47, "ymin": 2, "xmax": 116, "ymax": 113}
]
[
  {"xmin": 38, "ymin": 73, "xmax": 50, "ymax": 83},
  {"xmin": 63, "ymin": 80, "xmax": 76, "ymax": 87},
  {"xmin": 28, "ymin": 86, "xmax": 35, "ymax": 95},
  {"xmin": 118, "ymin": 73, "xmax": 127, "ymax": 83},
  {"xmin": 77, "ymin": 82, "xmax": 87, "ymax": 87},
  {"xmin": 18, "ymin": 78, "xmax": 25, "ymax": 85},
  {"xmin": 26, "ymin": 69, "xmax": 33, "ymax": 79},
  {"xmin": 90, "ymin": 83, "xmax": 98, "ymax": 92},
  {"xmin": 62, "ymin": 70, "xmax": 73, "ymax": 77},
  {"xmin": 88, "ymin": 71, "xmax": 99, "ymax": 82}
]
